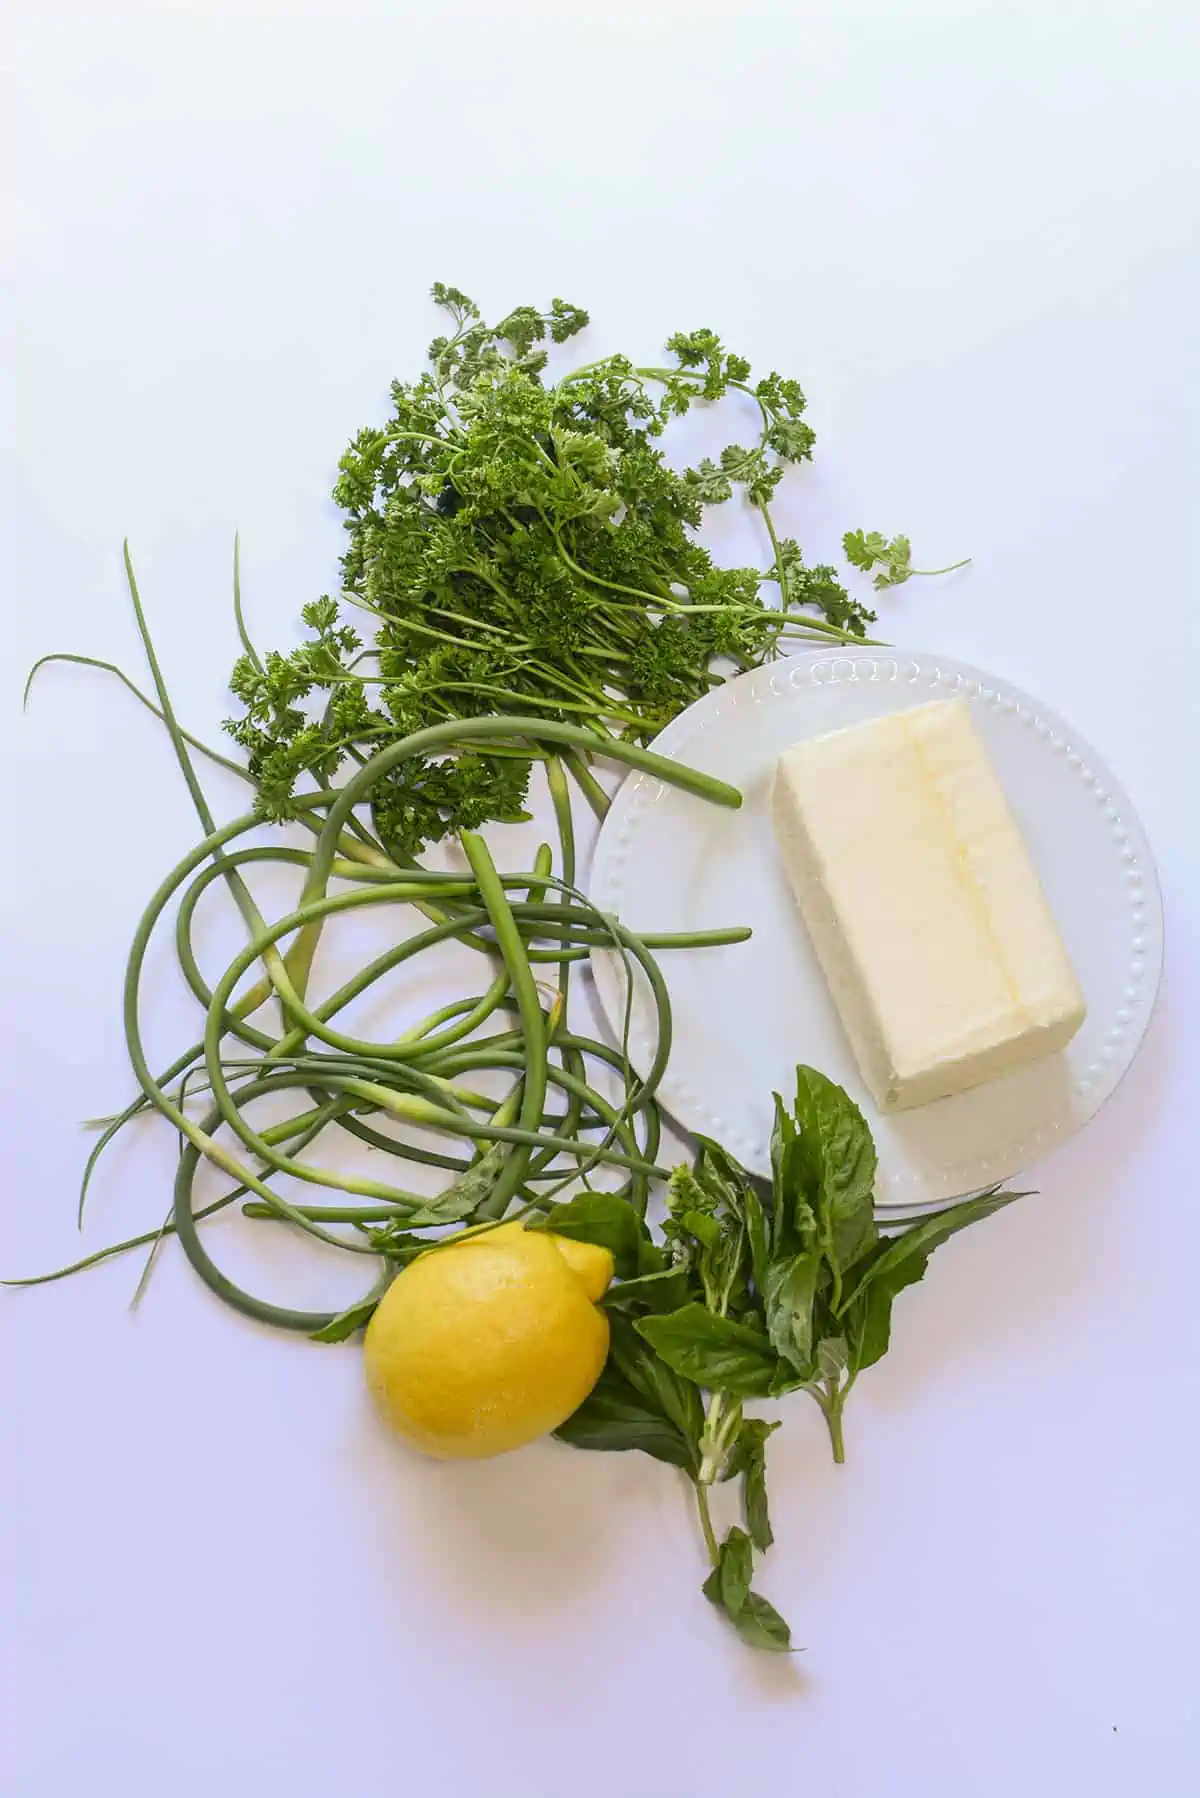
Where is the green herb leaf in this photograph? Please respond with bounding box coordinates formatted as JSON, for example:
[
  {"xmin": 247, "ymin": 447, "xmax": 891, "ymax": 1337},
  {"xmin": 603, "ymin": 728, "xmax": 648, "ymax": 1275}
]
[
  {"xmin": 840, "ymin": 528, "xmax": 967, "ymax": 591},
  {"xmin": 602, "ymin": 1263, "xmax": 692, "ymax": 1314},
  {"xmin": 702, "ymin": 1527, "xmax": 793, "ymax": 1651},
  {"xmin": 703, "ymin": 1524, "xmax": 754, "ymax": 1612},
  {"xmin": 530, "ymin": 1189, "xmax": 647, "ymax": 1279},
  {"xmin": 309, "ymin": 1292, "xmax": 384, "ymax": 1343},
  {"xmin": 234, "ymin": 287, "xmax": 903, "ymax": 853},
  {"xmin": 409, "ymin": 1143, "xmax": 509, "ymax": 1227},
  {"xmin": 873, "ymin": 532, "xmax": 913, "ymax": 588},
  {"xmin": 840, "ymin": 1189, "xmax": 1028, "ymax": 1370},
  {"xmin": 844, "ymin": 1267, "xmax": 925, "ymax": 1373},
  {"xmin": 554, "ymin": 1365, "xmax": 698, "ymax": 1471},
  {"xmin": 685, "ymin": 458, "xmax": 733, "ymax": 504},
  {"xmin": 665, "ymin": 1149, "xmax": 756, "ymax": 1320},
  {"xmin": 791, "ymin": 1065, "xmax": 878, "ymax": 1270},
  {"xmin": 549, "ymin": 296, "xmax": 589, "ymax": 342},
  {"xmin": 608, "ymin": 1313, "xmax": 705, "ymax": 1448},
  {"xmin": 763, "ymin": 1251, "xmax": 820, "ymax": 1375},
  {"xmin": 769, "ymin": 1092, "xmax": 804, "ymax": 1253},
  {"xmin": 743, "ymin": 1181, "xmax": 772, "ymax": 1300},
  {"xmin": 730, "ymin": 1589, "xmax": 794, "ymax": 1652},
  {"xmin": 723, "ymin": 1417, "xmax": 779, "ymax": 1550},
  {"xmin": 679, "ymin": 1208, "xmax": 724, "ymax": 1249},
  {"xmin": 842, "ymin": 528, "xmax": 891, "ymax": 573},
  {"xmin": 844, "ymin": 527, "xmax": 903, "ymax": 585},
  {"xmin": 558, "ymin": 1312, "xmax": 703, "ymax": 1470},
  {"xmin": 637, "ymin": 1304, "xmax": 780, "ymax": 1397},
  {"xmin": 815, "ymin": 1335, "xmax": 849, "ymax": 1383},
  {"xmin": 691, "ymin": 1136, "xmax": 761, "ymax": 1212}
]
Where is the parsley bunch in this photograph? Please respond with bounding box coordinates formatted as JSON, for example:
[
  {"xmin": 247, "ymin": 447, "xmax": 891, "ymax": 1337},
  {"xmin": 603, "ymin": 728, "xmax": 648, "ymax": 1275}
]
[{"xmin": 226, "ymin": 284, "xmax": 926, "ymax": 853}]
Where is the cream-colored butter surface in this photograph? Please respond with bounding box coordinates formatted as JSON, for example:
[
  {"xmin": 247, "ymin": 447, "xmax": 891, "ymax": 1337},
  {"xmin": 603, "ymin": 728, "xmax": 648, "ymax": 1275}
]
[{"xmin": 772, "ymin": 698, "xmax": 1086, "ymax": 1110}]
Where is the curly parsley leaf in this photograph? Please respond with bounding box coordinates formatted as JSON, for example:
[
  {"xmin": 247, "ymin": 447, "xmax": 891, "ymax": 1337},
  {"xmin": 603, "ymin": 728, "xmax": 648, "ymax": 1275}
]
[
  {"xmin": 684, "ymin": 457, "xmax": 734, "ymax": 504},
  {"xmin": 230, "ymin": 285, "xmax": 963, "ymax": 851},
  {"xmin": 844, "ymin": 528, "xmax": 969, "ymax": 590}
]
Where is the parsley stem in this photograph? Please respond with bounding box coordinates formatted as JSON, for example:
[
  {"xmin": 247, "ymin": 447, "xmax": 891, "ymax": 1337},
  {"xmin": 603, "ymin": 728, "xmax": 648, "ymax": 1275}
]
[
  {"xmin": 231, "ymin": 534, "xmax": 262, "ymax": 673},
  {"xmin": 775, "ymin": 619, "xmax": 885, "ymax": 647},
  {"xmin": 545, "ymin": 519, "xmax": 674, "ymax": 609},
  {"xmin": 411, "ymin": 679, "xmax": 650, "ymax": 729},
  {"xmin": 757, "ymin": 495, "xmax": 796, "ymax": 630}
]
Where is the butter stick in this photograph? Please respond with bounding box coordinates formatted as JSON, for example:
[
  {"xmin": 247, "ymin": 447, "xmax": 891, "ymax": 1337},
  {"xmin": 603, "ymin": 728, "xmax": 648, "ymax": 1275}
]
[{"xmin": 772, "ymin": 698, "xmax": 1085, "ymax": 1111}]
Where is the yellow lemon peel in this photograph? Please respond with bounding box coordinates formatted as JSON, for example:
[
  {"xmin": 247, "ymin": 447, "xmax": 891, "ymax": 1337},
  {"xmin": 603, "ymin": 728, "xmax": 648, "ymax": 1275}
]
[{"xmin": 363, "ymin": 1221, "xmax": 612, "ymax": 1459}]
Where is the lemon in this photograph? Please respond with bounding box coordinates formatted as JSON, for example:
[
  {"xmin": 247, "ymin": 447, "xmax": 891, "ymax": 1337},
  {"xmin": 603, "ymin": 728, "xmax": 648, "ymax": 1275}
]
[{"xmin": 363, "ymin": 1220, "xmax": 613, "ymax": 1458}]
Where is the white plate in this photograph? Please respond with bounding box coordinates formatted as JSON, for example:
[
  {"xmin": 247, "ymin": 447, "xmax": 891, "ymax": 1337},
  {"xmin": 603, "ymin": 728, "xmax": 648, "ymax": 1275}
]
[{"xmin": 589, "ymin": 649, "xmax": 1163, "ymax": 1208}]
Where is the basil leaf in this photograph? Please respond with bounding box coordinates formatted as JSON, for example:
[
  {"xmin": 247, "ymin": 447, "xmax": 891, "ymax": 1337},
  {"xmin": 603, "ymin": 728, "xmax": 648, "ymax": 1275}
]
[
  {"xmin": 602, "ymin": 1264, "xmax": 692, "ymax": 1315},
  {"xmin": 636, "ymin": 1304, "xmax": 781, "ymax": 1397},
  {"xmin": 530, "ymin": 1189, "xmax": 647, "ymax": 1279},
  {"xmin": 554, "ymin": 1365, "xmax": 697, "ymax": 1470},
  {"xmin": 680, "ymin": 1209, "xmax": 723, "ymax": 1249},
  {"xmin": 723, "ymin": 1417, "xmax": 779, "ymax": 1551},
  {"xmin": 702, "ymin": 1526, "xmax": 793, "ymax": 1651},
  {"xmin": 792, "ymin": 1065, "xmax": 878, "ymax": 1268},
  {"xmin": 767, "ymin": 1289, "xmax": 846, "ymax": 1396},
  {"xmin": 636, "ymin": 1236, "xmax": 672, "ymax": 1276},
  {"xmin": 841, "ymin": 1189, "xmax": 1028, "ymax": 1370},
  {"xmin": 763, "ymin": 1251, "xmax": 820, "ymax": 1375},
  {"xmin": 693, "ymin": 1135, "xmax": 758, "ymax": 1216},
  {"xmin": 413, "ymin": 1142, "xmax": 508, "ymax": 1225},
  {"xmin": 840, "ymin": 1188, "xmax": 1028, "ymax": 1316},
  {"xmin": 846, "ymin": 1283, "xmax": 903, "ymax": 1372},
  {"xmin": 769, "ymin": 1095, "xmax": 802, "ymax": 1253},
  {"xmin": 608, "ymin": 1313, "xmax": 704, "ymax": 1449},
  {"xmin": 730, "ymin": 1589, "xmax": 794, "ymax": 1653},
  {"xmin": 743, "ymin": 1182, "xmax": 771, "ymax": 1300},
  {"xmin": 815, "ymin": 1335, "xmax": 849, "ymax": 1383},
  {"xmin": 308, "ymin": 1293, "xmax": 382, "ymax": 1343},
  {"xmin": 743, "ymin": 1454, "xmax": 773, "ymax": 1552},
  {"xmin": 702, "ymin": 1525, "xmax": 754, "ymax": 1613},
  {"xmin": 362, "ymin": 1223, "xmax": 435, "ymax": 1266},
  {"xmin": 666, "ymin": 1142, "xmax": 766, "ymax": 1322}
]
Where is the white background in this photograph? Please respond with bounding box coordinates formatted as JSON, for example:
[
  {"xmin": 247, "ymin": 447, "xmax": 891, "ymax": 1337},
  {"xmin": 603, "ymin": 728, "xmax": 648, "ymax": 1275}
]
[{"xmin": 3, "ymin": 4, "xmax": 1199, "ymax": 1794}]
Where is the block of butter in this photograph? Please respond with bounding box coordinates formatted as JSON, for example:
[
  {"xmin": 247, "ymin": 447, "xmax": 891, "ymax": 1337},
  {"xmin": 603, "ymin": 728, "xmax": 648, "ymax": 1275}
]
[{"xmin": 772, "ymin": 698, "xmax": 1085, "ymax": 1111}]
